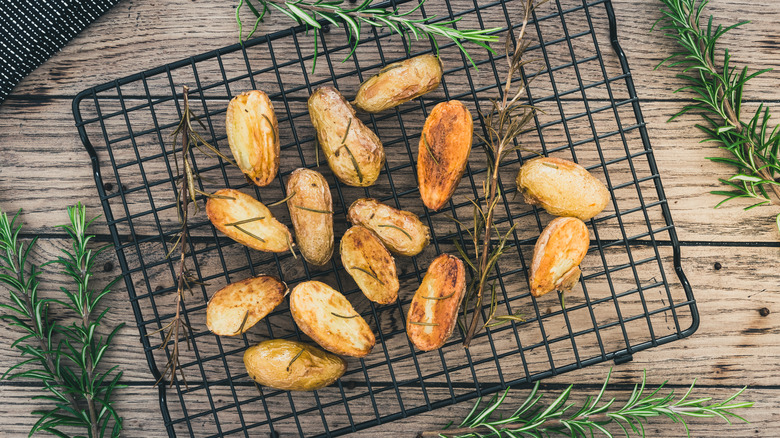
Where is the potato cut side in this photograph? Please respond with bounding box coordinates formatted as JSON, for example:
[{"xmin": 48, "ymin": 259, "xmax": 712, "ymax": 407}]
[
  {"xmin": 530, "ymin": 217, "xmax": 590, "ymax": 297},
  {"xmin": 244, "ymin": 340, "xmax": 346, "ymax": 391},
  {"xmin": 417, "ymin": 100, "xmax": 473, "ymax": 211},
  {"xmin": 286, "ymin": 168, "xmax": 334, "ymax": 266},
  {"xmin": 226, "ymin": 90, "xmax": 280, "ymax": 187},
  {"xmin": 406, "ymin": 254, "xmax": 466, "ymax": 351},
  {"xmin": 206, "ymin": 275, "xmax": 287, "ymax": 336},
  {"xmin": 206, "ymin": 188, "xmax": 293, "ymax": 253},
  {"xmin": 347, "ymin": 198, "xmax": 430, "ymax": 257},
  {"xmin": 340, "ymin": 226, "xmax": 399, "ymax": 304},
  {"xmin": 289, "ymin": 281, "xmax": 375, "ymax": 357}
]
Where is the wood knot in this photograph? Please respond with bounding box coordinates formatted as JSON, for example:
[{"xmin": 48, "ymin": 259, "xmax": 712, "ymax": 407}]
[
  {"xmin": 713, "ymin": 262, "xmax": 722, "ymax": 270},
  {"xmin": 759, "ymin": 307, "xmax": 770, "ymax": 317}
]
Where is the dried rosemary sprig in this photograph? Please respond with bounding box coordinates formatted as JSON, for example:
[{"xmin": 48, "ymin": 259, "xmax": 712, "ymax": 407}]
[
  {"xmin": 457, "ymin": 0, "xmax": 542, "ymax": 348},
  {"xmin": 656, "ymin": 0, "xmax": 780, "ymax": 232},
  {"xmin": 236, "ymin": 0, "xmax": 501, "ymax": 70},
  {"xmin": 0, "ymin": 204, "xmax": 125, "ymax": 437}
]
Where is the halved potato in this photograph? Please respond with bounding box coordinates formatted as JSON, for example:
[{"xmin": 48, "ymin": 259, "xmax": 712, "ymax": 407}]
[
  {"xmin": 353, "ymin": 54, "xmax": 443, "ymax": 113},
  {"xmin": 289, "ymin": 281, "xmax": 375, "ymax": 357},
  {"xmin": 308, "ymin": 86, "xmax": 385, "ymax": 186},
  {"xmin": 347, "ymin": 198, "xmax": 430, "ymax": 257},
  {"xmin": 340, "ymin": 226, "xmax": 399, "ymax": 304},
  {"xmin": 206, "ymin": 275, "xmax": 287, "ymax": 336},
  {"xmin": 529, "ymin": 217, "xmax": 590, "ymax": 297},
  {"xmin": 286, "ymin": 168, "xmax": 334, "ymax": 266},
  {"xmin": 516, "ymin": 157, "xmax": 610, "ymax": 220},
  {"xmin": 226, "ymin": 90, "xmax": 280, "ymax": 187},
  {"xmin": 206, "ymin": 188, "xmax": 293, "ymax": 253},
  {"xmin": 406, "ymin": 254, "xmax": 466, "ymax": 351},
  {"xmin": 244, "ymin": 339, "xmax": 346, "ymax": 391},
  {"xmin": 417, "ymin": 100, "xmax": 473, "ymax": 211}
]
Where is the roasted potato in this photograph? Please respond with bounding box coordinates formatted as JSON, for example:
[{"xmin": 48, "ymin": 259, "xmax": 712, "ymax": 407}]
[
  {"xmin": 226, "ymin": 90, "xmax": 280, "ymax": 187},
  {"xmin": 516, "ymin": 157, "xmax": 610, "ymax": 220},
  {"xmin": 206, "ymin": 275, "xmax": 286, "ymax": 336},
  {"xmin": 244, "ymin": 340, "xmax": 346, "ymax": 391},
  {"xmin": 406, "ymin": 254, "xmax": 466, "ymax": 351},
  {"xmin": 354, "ymin": 54, "xmax": 443, "ymax": 113},
  {"xmin": 286, "ymin": 168, "xmax": 334, "ymax": 265},
  {"xmin": 347, "ymin": 198, "xmax": 430, "ymax": 257},
  {"xmin": 340, "ymin": 226, "xmax": 399, "ymax": 304},
  {"xmin": 417, "ymin": 100, "xmax": 473, "ymax": 211},
  {"xmin": 308, "ymin": 86, "xmax": 385, "ymax": 186},
  {"xmin": 529, "ymin": 217, "xmax": 589, "ymax": 298},
  {"xmin": 206, "ymin": 188, "xmax": 293, "ymax": 253},
  {"xmin": 289, "ymin": 281, "xmax": 375, "ymax": 357}
]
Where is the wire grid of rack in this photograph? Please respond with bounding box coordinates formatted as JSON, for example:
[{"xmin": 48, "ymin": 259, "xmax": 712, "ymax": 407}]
[{"xmin": 72, "ymin": 0, "xmax": 698, "ymax": 436}]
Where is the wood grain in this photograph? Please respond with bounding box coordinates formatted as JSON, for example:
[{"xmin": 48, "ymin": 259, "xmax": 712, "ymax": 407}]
[{"xmin": 1, "ymin": 0, "xmax": 779, "ymax": 436}]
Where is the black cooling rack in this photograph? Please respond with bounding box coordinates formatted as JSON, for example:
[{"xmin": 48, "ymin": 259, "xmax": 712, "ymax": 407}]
[{"xmin": 72, "ymin": 0, "xmax": 698, "ymax": 436}]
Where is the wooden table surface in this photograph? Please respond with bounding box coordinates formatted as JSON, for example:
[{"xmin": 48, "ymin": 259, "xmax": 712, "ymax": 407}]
[{"xmin": 1, "ymin": 0, "xmax": 779, "ymax": 436}]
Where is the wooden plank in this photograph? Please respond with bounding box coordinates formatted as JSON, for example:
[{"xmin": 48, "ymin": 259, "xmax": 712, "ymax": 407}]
[{"xmin": 6, "ymin": 0, "xmax": 780, "ymax": 102}]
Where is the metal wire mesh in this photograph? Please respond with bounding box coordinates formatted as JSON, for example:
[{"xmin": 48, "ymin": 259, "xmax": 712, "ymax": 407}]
[{"xmin": 72, "ymin": 0, "xmax": 698, "ymax": 436}]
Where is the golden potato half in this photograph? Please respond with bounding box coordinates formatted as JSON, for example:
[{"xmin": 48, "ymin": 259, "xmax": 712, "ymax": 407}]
[
  {"xmin": 340, "ymin": 226, "xmax": 400, "ymax": 304},
  {"xmin": 206, "ymin": 188, "xmax": 293, "ymax": 253},
  {"xmin": 289, "ymin": 281, "xmax": 375, "ymax": 357},
  {"xmin": 244, "ymin": 340, "xmax": 346, "ymax": 391},
  {"xmin": 308, "ymin": 86, "xmax": 385, "ymax": 186},
  {"xmin": 226, "ymin": 90, "xmax": 280, "ymax": 187},
  {"xmin": 347, "ymin": 198, "xmax": 430, "ymax": 257},
  {"xmin": 530, "ymin": 217, "xmax": 590, "ymax": 297},
  {"xmin": 516, "ymin": 157, "xmax": 610, "ymax": 220},
  {"xmin": 286, "ymin": 168, "xmax": 334, "ymax": 266},
  {"xmin": 206, "ymin": 275, "xmax": 287, "ymax": 336},
  {"xmin": 417, "ymin": 100, "xmax": 473, "ymax": 211},
  {"xmin": 406, "ymin": 254, "xmax": 466, "ymax": 351},
  {"xmin": 354, "ymin": 54, "xmax": 443, "ymax": 113}
]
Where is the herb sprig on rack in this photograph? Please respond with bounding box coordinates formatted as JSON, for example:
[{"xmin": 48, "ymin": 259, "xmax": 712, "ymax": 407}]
[
  {"xmin": 456, "ymin": 0, "xmax": 542, "ymax": 348},
  {"xmin": 656, "ymin": 0, "xmax": 780, "ymax": 232},
  {"xmin": 417, "ymin": 369, "xmax": 752, "ymax": 438},
  {"xmin": 0, "ymin": 204, "xmax": 125, "ymax": 437},
  {"xmin": 236, "ymin": 0, "xmax": 501, "ymax": 69}
]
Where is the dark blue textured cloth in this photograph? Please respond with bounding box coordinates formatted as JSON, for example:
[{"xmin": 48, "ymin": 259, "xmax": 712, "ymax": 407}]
[{"xmin": 0, "ymin": 0, "xmax": 120, "ymax": 103}]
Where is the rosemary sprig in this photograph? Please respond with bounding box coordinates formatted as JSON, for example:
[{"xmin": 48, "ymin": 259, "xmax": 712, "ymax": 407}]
[
  {"xmin": 0, "ymin": 203, "xmax": 125, "ymax": 437},
  {"xmin": 417, "ymin": 368, "xmax": 752, "ymax": 438},
  {"xmin": 236, "ymin": 0, "xmax": 501, "ymax": 70},
  {"xmin": 656, "ymin": 0, "xmax": 780, "ymax": 232},
  {"xmin": 409, "ymin": 321, "xmax": 438, "ymax": 326},
  {"xmin": 458, "ymin": 0, "xmax": 542, "ymax": 348}
]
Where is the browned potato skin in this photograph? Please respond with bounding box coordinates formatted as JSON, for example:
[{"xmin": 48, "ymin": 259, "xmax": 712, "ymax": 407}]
[
  {"xmin": 206, "ymin": 189, "xmax": 293, "ymax": 253},
  {"xmin": 286, "ymin": 168, "xmax": 334, "ymax": 265},
  {"xmin": 354, "ymin": 54, "xmax": 443, "ymax": 113},
  {"xmin": 516, "ymin": 157, "xmax": 610, "ymax": 220},
  {"xmin": 406, "ymin": 254, "xmax": 466, "ymax": 351},
  {"xmin": 347, "ymin": 198, "xmax": 430, "ymax": 257},
  {"xmin": 206, "ymin": 276, "xmax": 286, "ymax": 336},
  {"xmin": 244, "ymin": 340, "xmax": 346, "ymax": 391},
  {"xmin": 308, "ymin": 86, "xmax": 385, "ymax": 186},
  {"xmin": 289, "ymin": 281, "xmax": 376, "ymax": 357},
  {"xmin": 340, "ymin": 226, "xmax": 400, "ymax": 304},
  {"xmin": 417, "ymin": 100, "xmax": 473, "ymax": 211},
  {"xmin": 226, "ymin": 90, "xmax": 280, "ymax": 187},
  {"xmin": 530, "ymin": 217, "xmax": 589, "ymax": 298}
]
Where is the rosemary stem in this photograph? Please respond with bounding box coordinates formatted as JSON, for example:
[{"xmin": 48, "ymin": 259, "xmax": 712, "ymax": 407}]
[{"xmin": 684, "ymin": 4, "xmax": 780, "ymax": 205}]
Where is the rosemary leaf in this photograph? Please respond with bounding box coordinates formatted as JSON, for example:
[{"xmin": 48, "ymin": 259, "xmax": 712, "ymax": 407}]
[
  {"xmin": 409, "ymin": 321, "xmax": 439, "ymax": 327},
  {"xmin": 341, "ymin": 118, "xmax": 352, "ymax": 145},
  {"xmin": 267, "ymin": 190, "xmax": 296, "ymax": 207},
  {"xmin": 349, "ymin": 266, "xmax": 384, "ymax": 285},
  {"xmin": 224, "ymin": 216, "xmax": 266, "ymax": 227},
  {"xmin": 232, "ymin": 310, "xmax": 251, "ymax": 335},
  {"xmin": 422, "ymin": 289, "xmax": 456, "ymax": 301},
  {"xmin": 294, "ymin": 205, "xmax": 334, "ymax": 214},
  {"xmin": 233, "ymin": 224, "xmax": 267, "ymax": 243},
  {"xmin": 331, "ymin": 312, "xmax": 359, "ymax": 319},
  {"xmin": 286, "ymin": 348, "xmax": 305, "ymax": 372},
  {"xmin": 378, "ymin": 224, "xmax": 413, "ymax": 241},
  {"xmin": 541, "ymin": 162, "xmax": 559, "ymax": 169},
  {"xmin": 421, "ymin": 133, "xmax": 440, "ymax": 165},
  {"xmin": 340, "ymin": 143, "xmax": 364, "ymax": 183}
]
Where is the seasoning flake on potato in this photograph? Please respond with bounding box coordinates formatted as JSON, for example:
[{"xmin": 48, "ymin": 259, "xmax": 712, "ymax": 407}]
[
  {"xmin": 308, "ymin": 86, "xmax": 385, "ymax": 186},
  {"xmin": 225, "ymin": 90, "xmax": 280, "ymax": 187},
  {"xmin": 529, "ymin": 217, "xmax": 590, "ymax": 298},
  {"xmin": 417, "ymin": 100, "xmax": 473, "ymax": 211},
  {"xmin": 354, "ymin": 54, "xmax": 443, "ymax": 113},
  {"xmin": 286, "ymin": 168, "xmax": 334, "ymax": 266},
  {"xmin": 244, "ymin": 339, "xmax": 346, "ymax": 391},
  {"xmin": 206, "ymin": 188, "xmax": 293, "ymax": 253},
  {"xmin": 347, "ymin": 198, "xmax": 430, "ymax": 257},
  {"xmin": 516, "ymin": 156, "xmax": 610, "ymax": 220}
]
